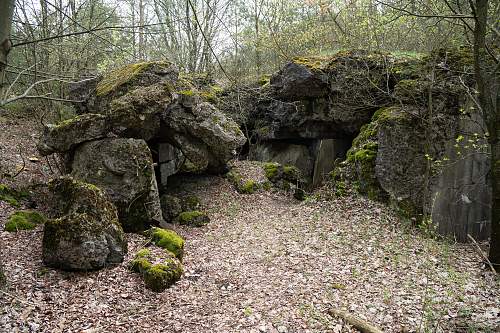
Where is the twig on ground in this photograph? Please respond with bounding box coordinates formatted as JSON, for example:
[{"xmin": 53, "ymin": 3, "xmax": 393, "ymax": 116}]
[
  {"xmin": 328, "ymin": 309, "xmax": 384, "ymax": 333},
  {"xmin": 467, "ymin": 234, "xmax": 497, "ymax": 274}
]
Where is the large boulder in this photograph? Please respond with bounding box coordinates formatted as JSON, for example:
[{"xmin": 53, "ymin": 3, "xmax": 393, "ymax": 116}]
[
  {"xmin": 43, "ymin": 177, "xmax": 127, "ymax": 270},
  {"xmin": 70, "ymin": 138, "xmax": 162, "ymax": 233},
  {"xmin": 270, "ymin": 58, "xmax": 330, "ymax": 100}
]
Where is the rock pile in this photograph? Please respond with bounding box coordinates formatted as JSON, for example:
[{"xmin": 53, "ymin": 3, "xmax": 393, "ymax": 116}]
[{"xmin": 38, "ymin": 61, "xmax": 245, "ymax": 232}]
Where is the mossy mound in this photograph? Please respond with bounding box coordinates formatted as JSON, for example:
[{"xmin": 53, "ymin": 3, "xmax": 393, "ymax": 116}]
[
  {"xmin": 160, "ymin": 194, "xmax": 209, "ymax": 226},
  {"xmin": 261, "ymin": 162, "xmax": 305, "ymax": 197},
  {"xmin": 226, "ymin": 170, "xmax": 262, "ymax": 194},
  {"xmin": 262, "ymin": 162, "xmax": 281, "ymax": 181},
  {"xmin": 147, "ymin": 227, "xmax": 184, "ymax": 260},
  {"xmin": 5, "ymin": 210, "xmax": 46, "ymax": 232},
  {"xmin": 129, "ymin": 248, "xmax": 183, "ymax": 292},
  {"xmin": 174, "ymin": 211, "xmax": 210, "ymax": 227},
  {"xmin": 0, "ymin": 184, "xmax": 29, "ymax": 207}
]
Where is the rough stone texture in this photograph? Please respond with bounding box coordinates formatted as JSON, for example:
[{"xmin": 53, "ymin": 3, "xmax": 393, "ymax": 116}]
[
  {"xmin": 43, "ymin": 177, "xmax": 127, "ymax": 270},
  {"xmin": 37, "ymin": 114, "xmax": 109, "ymax": 156},
  {"xmin": 249, "ymin": 51, "xmax": 400, "ymax": 141},
  {"xmin": 71, "ymin": 138, "xmax": 162, "ymax": 233},
  {"xmin": 38, "ymin": 61, "xmax": 245, "ymax": 175},
  {"xmin": 430, "ymin": 107, "xmax": 491, "ymax": 242},
  {"xmin": 160, "ymin": 194, "xmax": 183, "ymax": 223},
  {"xmin": 375, "ymin": 107, "xmax": 457, "ymax": 217},
  {"xmin": 84, "ymin": 61, "xmax": 179, "ymax": 114},
  {"xmin": 162, "ymin": 99, "xmax": 246, "ymax": 172},
  {"xmin": 157, "ymin": 143, "xmax": 183, "ymax": 187},
  {"xmin": 270, "ymin": 60, "xmax": 329, "ymax": 100},
  {"xmin": 250, "ymin": 141, "xmax": 314, "ymax": 180}
]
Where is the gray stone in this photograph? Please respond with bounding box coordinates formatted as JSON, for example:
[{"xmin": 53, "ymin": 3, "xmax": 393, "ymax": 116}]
[
  {"xmin": 430, "ymin": 108, "xmax": 491, "ymax": 241},
  {"xmin": 159, "ymin": 143, "xmax": 179, "ymax": 163},
  {"xmin": 162, "ymin": 100, "xmax": 246, "ymax": 172},
  {"xmin": 160, "ymin": 194, "xmax": 183, "ymax": 222},
  {"xmin": 270, "ymin": 61, "xmax": 329, "ymax": 100},
  {"xmin": 71, "ymin": 138, "xmax": 162, "ymax": 232}
]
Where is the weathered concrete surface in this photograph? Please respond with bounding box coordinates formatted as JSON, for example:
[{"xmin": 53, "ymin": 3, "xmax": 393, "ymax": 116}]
[{"xmin": 430, "ymin": 110, "xmax": 491, "ymax": 241}]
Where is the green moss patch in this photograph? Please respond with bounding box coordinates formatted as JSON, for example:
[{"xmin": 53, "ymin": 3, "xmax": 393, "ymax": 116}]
[
  {"xmin": 0, "ymin": 184, "xmax": 29, "ymax": 207},
  {"xmin": 96, "ymin": 61, "xmax": 172, "ymax": 97},
  {"xmin": 148, "ymin": 227, "xmax": 185, "ymax": 260},
  {"xmin": 174, "ymin": 211, "xmax": 210, "ymax": 227},
  {"xmin": 262, "ymin": 162, "xmax": 281, "ymax": 181},
  {"xmin": 129, "ymin": 248, "xmax": 183, "ymax": 292},
  {"xmin": 5, "ymin": 210, "xmax": 46, "ymax": 232}
]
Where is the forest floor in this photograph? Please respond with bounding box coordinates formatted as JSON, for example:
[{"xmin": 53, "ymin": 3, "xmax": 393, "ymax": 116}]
[{"xmin": 0, "ymin": 110, "xmax": 499, "ymax": 333}]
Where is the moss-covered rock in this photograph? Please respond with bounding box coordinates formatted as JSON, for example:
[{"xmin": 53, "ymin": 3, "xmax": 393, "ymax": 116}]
[
  {"xmin": 4, "ymin": 210, "xmax": 46, "ymax": 232},
  {"xmin": 181, "ymin": 195, "xmax": 201, "ymax": 211},
  {"xmin": 174, "ymin": 211, "xmax": 210, "ymax": 227},
  {"xmin": 262, "ymin": 162, "xmax": 281, "ymax": 181},
  {"xmin": 226, "ymin": 169, "xmax": 262, "ymax": 194},
  {"xmin": 160, "ymin": 194, "xmax": 182, "ymax": 223},
  {"xmin": 336, "ymin": 107, "xmax": 389, "ymax": 201},
  {"xmin": 261, "ymin": 162, "xmax": 306, "ymax": 195},
  {"xmin": 129, "ymin": 247, "xmax": 183, "ymax": 292},
  {"xmin": 96, "ymin": 61, "xmax": 174, "ymax": 97},
  {"xmin": 147, "ymin": 227, "xmax": 184, "ymax": 260},
  {"xmin": 43, "ymin": 176, "xmax": 127, "ymax": 271}
]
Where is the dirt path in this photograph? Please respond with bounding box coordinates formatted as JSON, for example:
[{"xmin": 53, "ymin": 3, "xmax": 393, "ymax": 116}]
[{"xmin": 0, "ymin": 115, "xmax": 499, "ymax": 332}]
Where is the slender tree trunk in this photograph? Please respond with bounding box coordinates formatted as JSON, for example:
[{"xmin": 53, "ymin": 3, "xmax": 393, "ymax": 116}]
[
  {"xmin": 0, "ymin": 0, "xmax": 15, "ymax": 98},
  {"xmin": 473, "ymin": 0, "xmax": 500, "ymax": 268},
  {"xmin": 138, "ymin": 0, "xmax": 145, "ymax": 60},
  {"xmin": 0, "ymin": 0, "xmax": 14, "ymax": 282}
]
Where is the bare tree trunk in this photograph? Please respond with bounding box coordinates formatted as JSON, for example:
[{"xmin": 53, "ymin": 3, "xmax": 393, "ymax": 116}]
[
  {"xmin": 138, "ymin": 0, "xmax": 145, "ymax": 60},
  {"xmin": 0, "ymin": 0, "xmax": 14, "ymax": 283},
  {"xmin": 0, "ymin": 0, "xmax": 15, "ymax": 94},
  {"xmin": 473, "ymin": 0, "xmax": 500, "ymax": 268}
]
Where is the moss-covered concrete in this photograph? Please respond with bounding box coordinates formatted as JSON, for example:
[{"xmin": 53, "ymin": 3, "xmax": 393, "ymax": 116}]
[{"xmin": 96, "ymin": 61, "xmax": 173, "ymax": 97}]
